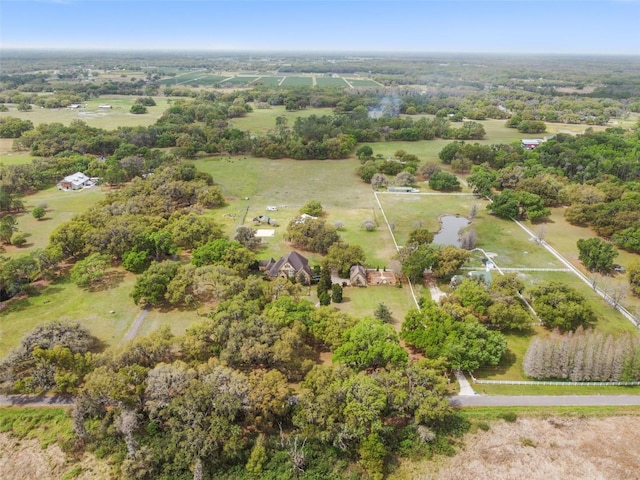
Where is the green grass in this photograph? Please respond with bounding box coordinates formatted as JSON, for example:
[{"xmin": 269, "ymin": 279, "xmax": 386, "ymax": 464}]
[
  {"xmin": 458, "ymin": 405, "xmax": 640, "ymax": 419},
  {"xmin": 253, "ymin": 76, "xmax": 284, "ymax": 86},
  {"xmin": 281, "ymin": 76, "xmax": 313, "ymax": 86},
  {"xmin": 0, "ymin": 407, "xmax": 73, "ymax": 448},
  {"xmin": 158, "ymin": 70, "xmax": 209, "ymax": 85},
  {"xmin": 471, "ymin": 383, "xmax": 640, "ymax": 396},
  {"xmin": 315, "ymin": 77, "xmax": 349, "ymax": 87},
  {"xmin": 0, "ymin": 95, "xmax": 174, "ymax": 130},
  {"xmin": 4, "ymin": 185, "xmax": 107, "ymax": 258},
  {"xmin": 231, "ymin": 105, "xmax": 334, "ymax": 135},
  {"xmin": 531, "ymin": 207, "xmax": 640, "ymax": 318},
  {"xmin": 330, "ymin": 284, "xmax": 419, "ymax": 330},
  {"xmin": 348, "ymin": 79, "xmax": 382, "ymax": 87},
  {"xmin": 190, "ymin": 156, "xmax": 399, "ymax": 265},
  {"xmin": 0, "ymin": 273, "xmax": 139, "ymax": 359}
]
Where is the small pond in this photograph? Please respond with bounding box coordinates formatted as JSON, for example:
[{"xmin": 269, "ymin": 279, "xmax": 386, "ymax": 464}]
[{"xmin": 432, "ymin": 215, "xmax": 470, "ymax": 247}]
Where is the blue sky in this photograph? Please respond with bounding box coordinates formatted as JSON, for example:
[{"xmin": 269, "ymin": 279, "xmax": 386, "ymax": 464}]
[{"xmin": 1, "ymin": 0, "xmax": 639, "ymax": 54}]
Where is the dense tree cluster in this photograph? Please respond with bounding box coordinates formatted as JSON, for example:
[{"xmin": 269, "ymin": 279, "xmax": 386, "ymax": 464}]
[
  {"xmin": 401, "ymin": 300, "xmax": 507, "ymax": 371},
  {"xmin": 528, "ymin": 281, "xmax": 596, "ymax": 331},
  {"xmin": 441, "ymin": 275, "xmax": 532, "ymax": 331},
  {"xmin": 524, "ymin": 327, "xmax": 640, "ymax": 381}
]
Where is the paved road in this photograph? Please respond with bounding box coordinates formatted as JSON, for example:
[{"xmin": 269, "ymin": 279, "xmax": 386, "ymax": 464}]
[
  {"xmin": 450, "ymin": 395, "xmax": 640, "ymax": 407},
  {"xmin": 0, "ymin": 394, "xmax": 74, "ymax": 407}
]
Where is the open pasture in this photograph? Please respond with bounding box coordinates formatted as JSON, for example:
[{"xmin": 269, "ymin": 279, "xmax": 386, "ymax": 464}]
[
  {"xmin": 192, "ymin": 156, "xmax": 397, "ymax": 266},
  {"xmin": 4, "ymin": 186, "xmax": 107, "ymax": 258},
  {"xmin": 523, "ymin": 208, "xmax": 640, "ymax": 324},
  {"xmin": 0, "ymin": 273, "xmax": 139, "ymax": 359},
  {"xmin": 0, "ymin": 95, "xmax": 172, "ymax": 130},
  {"xmin": 230, "ymin": 105, "xmax": 334, "ymax": 134}
]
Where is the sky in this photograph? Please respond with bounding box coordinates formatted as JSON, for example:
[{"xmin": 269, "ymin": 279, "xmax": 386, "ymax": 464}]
[{"xmin": 1, "ymin": 0, "xmax": 639, "ymax": 55}]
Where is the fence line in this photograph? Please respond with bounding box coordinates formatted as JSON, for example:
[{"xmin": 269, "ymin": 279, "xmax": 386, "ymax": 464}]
[{"xmin": 468, "ymin": 372, "xmax": 640, "ymax": 387}]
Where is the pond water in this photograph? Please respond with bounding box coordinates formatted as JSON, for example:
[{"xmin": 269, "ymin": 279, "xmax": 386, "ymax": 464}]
[{"xmin": 432, "ymin": 215, "xmax": 470, "ymax": 247}]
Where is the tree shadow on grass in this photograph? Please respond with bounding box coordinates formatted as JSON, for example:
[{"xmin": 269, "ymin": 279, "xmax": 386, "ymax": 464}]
[{"xmin": 85, "ymin": 271, "xmax": 126, "ymax": 292}]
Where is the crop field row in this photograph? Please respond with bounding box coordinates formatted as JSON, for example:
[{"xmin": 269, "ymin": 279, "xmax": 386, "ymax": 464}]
[{"xmin": 158, "ymin": 72, "xmax": 381, "ymax": 88}]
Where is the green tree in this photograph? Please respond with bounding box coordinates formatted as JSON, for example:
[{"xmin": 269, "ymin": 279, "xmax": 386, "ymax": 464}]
[
  {"xmin": 131, "ymin": 261, "xmax": 180, "ymax": 306},
  {"xmin": 467, "ymin": 165, "xmax": 496, "ymax": 197},
  {"xmin": 577, "ymin": 237, "xmax": 618, "ymax": 273},
  {"xmin": 406, "ymin": 228, "xmax": 434, "ymax": 246},
  {"xmin": 429, "ymin": 171, "xmax": 460, "ymax": 191},
  {"xmin": 0, "ymin": 215, "xmax": 17, "ymax": 244},
  {"xmin": 333, "ymin": 318, "xmax": 408, "ymax": 370},
  {"xmin": 0, "ymin": 116, "xmax": 33, "ymax": 138},
  {"xmin": 529, "ymin": 281, "xmax": 596, "ymax": 331},
  {"xmin": 433, "ymin": 246, "xmax": 470, "ymax": 279},
  {"xmin": 331, "ymin": 283, "xmax": 343, "ymax": 303},
  {"xmin": 438, "ymin": 141, "xmax": 464, "ymax": 164},
  {"xmin": 300, "ymin": 200, "xmax": 323, "ymax": 217},
  {"xmin": 627, "ymin": 260, "xmax": 640, "ymax": 297},
  {"xmin": 69, "ymin": 253, "xmax": 110, "ymax": 287},
  {"xmin": 373, "ymin": 303, "xmax": 393, "ymax": 323},
  {"xmin": 286, "ymin": 218, "xmax": 339, "ymax": 254},
  {"xmin": 32, "ymin": 205, "xmax": 46, "ymax": 220},
  {"xmin": 397, "ymin": 243, "xmax": 438, "ymax": 283},
  {"xmin": 488, "ymin": 189, "xmax": 550, "ymax": 221},
  {"xmin": 130, "ymin": 104, "xmax": 147, "ymax": 114},
  {"xmin": 325, "ymin": 242, "xmax": 366, "ymax": 278}
]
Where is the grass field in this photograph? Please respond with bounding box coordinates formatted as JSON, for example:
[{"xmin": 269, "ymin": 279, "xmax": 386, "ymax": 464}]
[
  {"xmin": 348, "ymin": 78, "xmax": 382, "ymax": 87},
  {"xmin": 280, "ymin": 76, "xmax": 314, "ymax": 86},
  {"xmin": 0, "ymin": 273, "xmax": 139, "ymax": 359},
  {"xmin": 0, "ymin": 95, "xmax": 173, "ymax": 130},
  {"xmin": 3, "ymin": 186, "xmax": 107, "ymax": 259},
  {"xmin": 315, "ymin": 77, "xmax": 349, "ymax": 87},
  {"xmin": 2, "ymin": 102, "xmax": 639, "ymax": 389},
  {"xmin": 230, "ymin": 105, "xmax": 334, "ymax": 134}
]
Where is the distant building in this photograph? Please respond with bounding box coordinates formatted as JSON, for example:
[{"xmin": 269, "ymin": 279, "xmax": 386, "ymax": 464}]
[
  {"xmin": 57, "ymin": 172, "xmax": 94, "ymax": 191},
  {"xmin": 387, "ymin": 186, "xmax": 413, "ymax": 192},
  {"xmin": 521, "ymin": 139, "xmax": 543, "ymax": 150}
]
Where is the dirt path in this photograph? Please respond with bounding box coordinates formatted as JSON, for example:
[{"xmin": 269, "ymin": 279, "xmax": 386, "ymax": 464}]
[{"xmin": 124, "ymin": 306, "xmax": 149, "ymax": 341}]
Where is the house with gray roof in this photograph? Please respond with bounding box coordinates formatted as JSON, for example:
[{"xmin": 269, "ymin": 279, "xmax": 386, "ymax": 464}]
[{"xmin": 262, "ymin": 251, "xmax": 312, "ymax": 285}]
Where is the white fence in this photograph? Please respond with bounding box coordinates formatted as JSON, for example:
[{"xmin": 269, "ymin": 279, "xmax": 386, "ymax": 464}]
[{"xmin": 469, "ymin": 373, "xmax": 640, "ymax": 387}]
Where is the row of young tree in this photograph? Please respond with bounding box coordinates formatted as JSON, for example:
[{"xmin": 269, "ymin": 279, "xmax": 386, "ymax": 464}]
[{"xmin": 523, "ymin": 327, "xmax": 640, "ymax": 382}]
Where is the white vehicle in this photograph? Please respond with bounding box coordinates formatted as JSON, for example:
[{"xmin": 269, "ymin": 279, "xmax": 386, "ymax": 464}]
[{"xmin": 266, "ymin": 206, "xmax": 278, "ymax": 211}]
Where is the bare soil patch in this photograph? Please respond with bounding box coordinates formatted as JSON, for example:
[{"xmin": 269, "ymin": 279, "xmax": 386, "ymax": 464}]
[
  {"xmin": 367, "ymin": 269, "xmax": 398, "ymax": 286},
  {"xmin": 0, "ymin": 433, "xmax": 115, "ymax": 480},
  {"xmin": 394, "ymin": 416, "xmax": 640, "ymax": 480}
]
